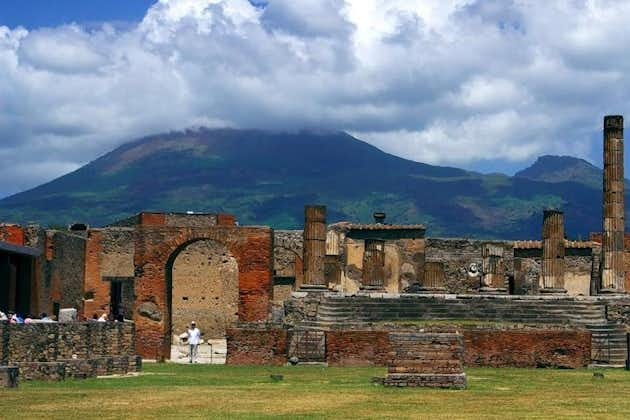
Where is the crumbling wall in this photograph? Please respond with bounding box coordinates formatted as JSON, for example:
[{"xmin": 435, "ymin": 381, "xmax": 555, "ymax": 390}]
[
  {"xmin": 84, "ymin": 228, "xmax": 136, "ymax": 318},
  {"xmin": 0, "ymin": 320, "xmax": 141, "ymax": 380},
  {"xmin": 464, "ymin": 327, "xmax": 591, "ymax": 368},
  {"xmin": 515, "ymin": 249, "xmax": 593, "ymax": 296},
  {"xmin": 273, "ymin": 230, "xmax": 303, "ymax": 293},
  {"xmin": 46, "ymin": 231, "xmax": 86, "ymax": 313},
  {"xmin": 425, "ymin": 238, "xmax": 513, "ymax": 293},
  {"xmin": 225, "ymin": 327, "xmax": 287, "ymax": 365}
]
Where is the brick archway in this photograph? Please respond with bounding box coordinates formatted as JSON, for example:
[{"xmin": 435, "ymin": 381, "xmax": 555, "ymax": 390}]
[{"xmin": 133, "ymin": 226, "xmax": 272, "ymax": 359}]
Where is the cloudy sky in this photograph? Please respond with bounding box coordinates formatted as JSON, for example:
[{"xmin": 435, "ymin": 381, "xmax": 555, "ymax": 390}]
[{"xmin": 1, "ymin": 0, "xmax": 629, "ymax": 198}]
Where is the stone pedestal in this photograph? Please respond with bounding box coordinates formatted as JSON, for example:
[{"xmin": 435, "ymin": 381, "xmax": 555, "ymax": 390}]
[
  {"xmin": 383, "ymin": 332, "xmax": 466, "ymax": 389},
  {"xmin": 0, "ymin": 366, "xmax": 18, "ymax": 388}
]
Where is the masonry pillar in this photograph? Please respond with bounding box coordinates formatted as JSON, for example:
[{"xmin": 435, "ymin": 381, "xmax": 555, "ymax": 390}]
[
  {"xmin": 541, "ymin": 209, "xmax": 567, "ymax": 294},
  {"xmin": 420, "ymin": 262, "xmax": 446, "ymax": 292},
  {"xmin": 480, "ymin": 244, "xmax": 507, "ymax": 294},
  {"xmin": 301, "ymin": 205, "xmax": 327, "ymax": 290},
  {"xmin": 601, "ymin": 115, "xmax": 626, "ymax": 294}
]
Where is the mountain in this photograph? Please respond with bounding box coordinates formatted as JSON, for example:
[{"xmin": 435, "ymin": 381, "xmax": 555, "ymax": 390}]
[
  {"xmin": 515, "ymin": 155, "xmax": 602, "ymax": 189},
  {"xmin": 0, "ymin": 128, "xmax": 611, "ymax": 239}
]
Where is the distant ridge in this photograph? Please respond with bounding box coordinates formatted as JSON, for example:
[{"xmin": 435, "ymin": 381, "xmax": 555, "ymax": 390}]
[
  {"xmin": 0, "ymin": 128, "xmax": 616, "ymax": 239},
  {"xmin": 515, "ymin": 155, "xmax": 602, "ymax": 189}
]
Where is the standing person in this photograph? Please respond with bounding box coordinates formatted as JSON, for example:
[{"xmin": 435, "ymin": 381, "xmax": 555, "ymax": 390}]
[{"xmin": 187, "ymin": 321, "xmax": 201, "ymax": 364}]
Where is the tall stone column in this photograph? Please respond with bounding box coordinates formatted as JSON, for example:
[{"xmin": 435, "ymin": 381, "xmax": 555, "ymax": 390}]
[
  {"xmin": 480, "ymin": 244, "xmax": 507, "ymax": 294},
  {"xmin": 302, "ymin": 205, "xmax": 327, "ymax": 290},
  {"xmin": 601, "ymin": 115, "xmax": 626, "ymax": 294},
  {"xmin": 541, "ymin": 209, "xmax": 566, "ymax": 294}
]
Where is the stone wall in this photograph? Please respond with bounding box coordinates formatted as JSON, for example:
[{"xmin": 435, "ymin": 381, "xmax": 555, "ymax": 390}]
[
  {"xmin": 226, "ymin": 325, "xmax": 591, "ymax": 368},
  {"xmin": 273, "ymin": 230, "xmax": 303, "ymax": 289},
  {"xmin": 225, "ymin": 327, "xmax": 287, "ymax": 365},
  {"xmin": 83, "ymin": 228, "xmax": 135, "ymax": 319},
  {"xmin": 0, "ymin": 321, "xmax": 141, "ymax": 380},
  {"xmin": 425, "ymin": 238, "xmax": 513, "ymax": 293},
  {"xmin": 171, "ymin": 239, "xmax": 238, "ymax": 339},
  {"xmin": 339, "ymin": 238, "xmax": 425, "ymax": 293},
  {"xmin": 464, "ymin": 327, "xmax": 591, "ymax": 368},
  {"xmin": 46, "ymin": 231, "xmax": 86, "ymax": 314}
]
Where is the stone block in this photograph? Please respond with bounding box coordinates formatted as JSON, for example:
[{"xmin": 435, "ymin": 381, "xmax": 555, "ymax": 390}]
[{"xmin": 0, "ymin": 366, "xmax": 18, "ymax": 388}]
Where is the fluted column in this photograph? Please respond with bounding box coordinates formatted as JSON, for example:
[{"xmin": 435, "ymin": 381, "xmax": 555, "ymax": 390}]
[
  {"xmin": 420, "ymin": 262, "xmax": 446, "ymax": 292},
  {"xmin": 301, "ymin": 205, "xmax": 327, "ymax": 290},
  {"xmin": 541, "ymin": 209, "xmax": 566, "ymax": 294},
  {"xmin": 480, "ymin": 244, "xmax": 507, "ymax": 294},
  {"xmin": 601, "ymin": 115, "xmax": 626, "ymax": 294}
]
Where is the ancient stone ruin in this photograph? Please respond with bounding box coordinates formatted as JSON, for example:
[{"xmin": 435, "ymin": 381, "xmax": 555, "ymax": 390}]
[
  {"xmin": 0, "ymin": 321, "xmax": 141, "ymax": 382},
  {"xmin": 0, "ymin": 115, "xmax": 629, "ymax": 386}
]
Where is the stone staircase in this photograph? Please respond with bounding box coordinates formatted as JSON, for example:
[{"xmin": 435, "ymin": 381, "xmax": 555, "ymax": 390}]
[
  {"xmin": 301, "ymin": 294, "xmax": 628, "ymax": 366},
  {"xmin": 587, "ymin": 324, "xmax": 628, "ymax": 367}
]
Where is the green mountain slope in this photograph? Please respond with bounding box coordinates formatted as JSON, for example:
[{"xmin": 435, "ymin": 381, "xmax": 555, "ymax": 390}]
[
  {"xmin": 515, "ymin": 155, "xmax": 603, "ymax": 189},
  {"xmin": 0, "ymin": 128, "xmax": 611, "ymax": 239}
]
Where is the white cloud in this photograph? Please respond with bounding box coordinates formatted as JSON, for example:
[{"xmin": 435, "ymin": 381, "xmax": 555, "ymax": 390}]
[{"xmin": 0, "ymin": 0, "xmax": 629, "ymax": 196}]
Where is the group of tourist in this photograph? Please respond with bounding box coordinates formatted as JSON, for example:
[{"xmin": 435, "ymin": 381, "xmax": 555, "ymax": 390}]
[{"xmin": 0, "ymin": 311, "xmax": 55, "ymax": 323}]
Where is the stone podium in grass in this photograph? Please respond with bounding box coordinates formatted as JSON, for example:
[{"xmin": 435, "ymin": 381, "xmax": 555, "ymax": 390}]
[{"xmin": 383, "ymin": 332, "xmax": 467, "ymax": 389}]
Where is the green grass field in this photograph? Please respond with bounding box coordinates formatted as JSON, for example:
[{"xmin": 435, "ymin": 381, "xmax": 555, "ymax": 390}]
[{"xmin": 1, "ymin": 364, "xmax": 629, "ymax": 419}]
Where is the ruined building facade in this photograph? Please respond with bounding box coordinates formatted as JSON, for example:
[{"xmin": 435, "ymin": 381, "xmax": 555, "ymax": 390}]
[{"xmin": 1, "ymin": 116, "xmax": 629, "ymax": 367}]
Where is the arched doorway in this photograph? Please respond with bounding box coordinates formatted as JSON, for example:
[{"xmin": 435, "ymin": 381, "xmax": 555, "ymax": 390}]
[{"xmin": 166, "ymin": 239, "xmax": 238, "ymax": 362}]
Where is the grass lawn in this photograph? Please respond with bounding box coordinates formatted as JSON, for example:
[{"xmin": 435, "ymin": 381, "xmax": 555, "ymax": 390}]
[{"xmin": 1, "ymin": 364, "xmax": 630, "ymax": 419}]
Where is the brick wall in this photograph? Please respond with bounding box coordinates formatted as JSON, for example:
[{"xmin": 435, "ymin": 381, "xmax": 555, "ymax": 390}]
[
  {"xmin": 326, "ymin": 330, "xmax": 391, "ymax": 366},
  {"xmin": 464, "ymin": 328, "xmax": 591, "ymax": 368},
  {"xmin": 0, "ymin": 225, "xmax": 24, "ymax": 246},
  {"xmin": 226, "ymin": 326, "xmax": 591, "ymax": 368},
  {"xmin": 225, "ymin": 327, "xmax": 287, "ymax": 365},
  {"xmin": 133, "ymin": 226, "xmax": 272, "ymax": 359},
  {"xmin": 83, "ymin": 228, "xmax": 135, "ymax": 319}
]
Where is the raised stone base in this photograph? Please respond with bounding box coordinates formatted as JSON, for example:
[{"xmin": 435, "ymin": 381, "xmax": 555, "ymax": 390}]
[
  {"xmin": 540, "ymin": 288, "xmax": 567, "ymax": 295},
  {"xmin": 479, "ymin": 287, "xmax": 507, "ymax": 294},
  {"xmin": 14, "ymin": 356, "xmax": 142, "ymax": 381},
  {"xmin": 383, "ymin": 373, "xmax": 467, "ymax": 389},
  {"xmin": 598, "ymin": 288, "xmax": 627, "ymax": 295},
  {"xmin": 17, "ymin": 362, "xmax": 65, "ymax": 381},
  {"xmin": 298, "ymin": 284, "xmax": 329, "ymax": 293},
  {"xmin": 0, "ymin": 366, "xmax": 19, "ymax": 388}
]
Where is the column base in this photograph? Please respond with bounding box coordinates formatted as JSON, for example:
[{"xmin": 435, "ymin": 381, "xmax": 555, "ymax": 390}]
[
  {"xmin": 298, "ymin": 284, "xmax": 328, "ymax": 293},
  {"xmin": 359, "ymin": 285, "xmax": 386, "ymax": 292},
  {"xmin": 479, "ymin": 287, "xmax": 507, "ymax": 295},
  {"xmin": 598, "ymin": 288, "xmax": 627, "ymax": 295},
  {"xmin": 540, "ymin": 288, "xmax": 567, "ymax": 295},
  {"xmin": 416, "ymin": 287, "xmax": 447, "ymax": 294}
]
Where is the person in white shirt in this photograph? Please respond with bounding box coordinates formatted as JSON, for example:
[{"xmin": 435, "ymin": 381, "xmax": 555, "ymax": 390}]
[
  {"xmin": 0, "ymin": 311, "xmax": 7, "ymax": 321},
  {"xmin": 187, "ymin": 321, "xmax": 201, "ymax": 363},
  {"xmin": 97, "ymin": 313, "xmax": 108, "ymax": 322}
]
